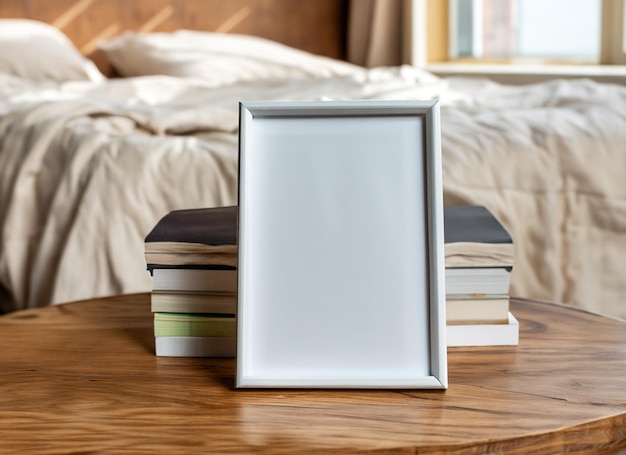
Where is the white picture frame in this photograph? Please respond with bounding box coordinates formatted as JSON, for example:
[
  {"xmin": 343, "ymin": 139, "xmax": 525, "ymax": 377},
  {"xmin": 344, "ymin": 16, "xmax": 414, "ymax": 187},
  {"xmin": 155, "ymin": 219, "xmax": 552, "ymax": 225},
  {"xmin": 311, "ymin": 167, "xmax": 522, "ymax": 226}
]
[{"xmin": 236, "ymin": 100, "xmax": 447, "ymax": 389}]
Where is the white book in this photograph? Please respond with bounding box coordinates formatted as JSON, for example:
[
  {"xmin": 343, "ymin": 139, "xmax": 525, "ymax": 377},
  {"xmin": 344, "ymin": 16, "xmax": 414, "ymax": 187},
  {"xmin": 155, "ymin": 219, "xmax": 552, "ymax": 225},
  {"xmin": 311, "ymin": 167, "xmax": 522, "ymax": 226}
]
[
  {"xmin": 446, "ymin": 297, "xmax": 510, "ymax": 325},
  {"xmin": 445, "ymin": 267, "xmax": 511, "ymax": 296},
  {"xmin": 446, "ymin": 312, "xmax": 519, "ymax": 347},
  {"xmin": 151, "ymin": 268, "xmax": 237, "ymax": 293},
  {"xmin": 155, "ymin": 336, "xmax": 236, "ymax": 357}
]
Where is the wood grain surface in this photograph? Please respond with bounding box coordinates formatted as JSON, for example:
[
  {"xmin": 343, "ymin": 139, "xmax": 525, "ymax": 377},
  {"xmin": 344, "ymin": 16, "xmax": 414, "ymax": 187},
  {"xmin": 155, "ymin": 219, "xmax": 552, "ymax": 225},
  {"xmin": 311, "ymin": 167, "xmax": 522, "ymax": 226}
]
[
  {"xmin": 0, "ymin": 0, "xmax": 348, "ymax": 75},
  {"xmin": 0, "ymin": 295, "xmax": 624, "ymax": 454}
]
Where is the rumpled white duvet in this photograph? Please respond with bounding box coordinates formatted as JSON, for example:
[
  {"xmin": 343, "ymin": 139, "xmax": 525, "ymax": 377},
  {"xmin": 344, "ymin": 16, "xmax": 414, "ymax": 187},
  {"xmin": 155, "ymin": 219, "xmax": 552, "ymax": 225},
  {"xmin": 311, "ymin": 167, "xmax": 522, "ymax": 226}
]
[{"xmin": 1, "ymin": 67, "xmax": 625, "ymax": 320}]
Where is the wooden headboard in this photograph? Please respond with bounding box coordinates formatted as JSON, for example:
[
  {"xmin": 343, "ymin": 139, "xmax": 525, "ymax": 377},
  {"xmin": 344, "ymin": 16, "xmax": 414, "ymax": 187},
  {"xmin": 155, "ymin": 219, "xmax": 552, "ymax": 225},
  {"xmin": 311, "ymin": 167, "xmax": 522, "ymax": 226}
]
[{"xmin": 1, "ymin": 0, "xmax": 349, "ymax": 76}]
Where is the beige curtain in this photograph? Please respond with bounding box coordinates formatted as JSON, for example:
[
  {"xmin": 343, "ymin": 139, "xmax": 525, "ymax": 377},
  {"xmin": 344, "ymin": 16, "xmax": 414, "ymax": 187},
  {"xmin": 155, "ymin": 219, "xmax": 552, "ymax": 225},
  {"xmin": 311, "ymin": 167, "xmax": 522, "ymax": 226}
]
[{"xmin": 347, "ymin": 0, "xmax": 412, "ymax": 67}]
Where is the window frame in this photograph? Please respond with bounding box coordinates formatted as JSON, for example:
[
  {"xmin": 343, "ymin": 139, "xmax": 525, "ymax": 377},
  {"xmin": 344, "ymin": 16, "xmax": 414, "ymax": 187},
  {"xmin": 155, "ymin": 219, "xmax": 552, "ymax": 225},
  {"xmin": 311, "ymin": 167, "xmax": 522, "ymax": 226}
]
[{"xmin": 408, "ymin": 0, "xmax": 626, "ymax": 84}]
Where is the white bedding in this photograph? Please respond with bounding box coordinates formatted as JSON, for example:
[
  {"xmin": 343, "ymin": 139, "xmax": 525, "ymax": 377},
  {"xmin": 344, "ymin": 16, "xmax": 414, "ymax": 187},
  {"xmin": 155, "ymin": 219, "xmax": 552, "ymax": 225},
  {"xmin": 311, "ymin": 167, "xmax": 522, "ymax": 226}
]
[{"xmin": 1, "ymin": 67, "xmax": 625, "ymax": 320}]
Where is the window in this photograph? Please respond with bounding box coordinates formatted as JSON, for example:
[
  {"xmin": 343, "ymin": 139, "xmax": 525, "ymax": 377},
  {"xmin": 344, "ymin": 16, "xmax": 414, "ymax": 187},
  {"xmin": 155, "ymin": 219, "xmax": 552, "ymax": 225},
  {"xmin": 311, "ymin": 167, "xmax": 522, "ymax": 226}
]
[
  {"xmin": 410, "ymin": 0, "xmax": 626, "ymax": 83},
  {"xmin": 450, "ymin": 0, "xmax": 601, "ymax": 63}
]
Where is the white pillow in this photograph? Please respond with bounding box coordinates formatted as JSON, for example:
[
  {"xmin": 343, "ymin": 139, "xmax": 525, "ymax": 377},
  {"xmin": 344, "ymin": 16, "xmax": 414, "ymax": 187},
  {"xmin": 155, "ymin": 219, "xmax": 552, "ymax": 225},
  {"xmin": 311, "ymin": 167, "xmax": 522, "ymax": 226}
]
[
  {"xmin": 0, "ymin": 19, "xmax": 105, "ymax": 83},
  {"xmin": 99, "ymin": 30, "xmax": 363, "ymax": 84}
]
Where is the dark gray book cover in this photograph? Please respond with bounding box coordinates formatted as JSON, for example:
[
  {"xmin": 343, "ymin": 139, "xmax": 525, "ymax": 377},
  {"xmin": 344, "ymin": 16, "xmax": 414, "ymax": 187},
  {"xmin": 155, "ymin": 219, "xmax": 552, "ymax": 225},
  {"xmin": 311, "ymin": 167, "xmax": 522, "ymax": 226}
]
[
  {"xmin": 145, "ymin": 206, "xmax": 237, "ymax": 272},
  {"xmin": 444, "ymin": 205, "xmax": 512, "ymax": 245},
  {"xmin": 147, "ymin": 205, "xmax": 511, "ymax": 247},
  {"xmin": 145, "ymin": 206, "xmax": 237, "ymax": 246}
]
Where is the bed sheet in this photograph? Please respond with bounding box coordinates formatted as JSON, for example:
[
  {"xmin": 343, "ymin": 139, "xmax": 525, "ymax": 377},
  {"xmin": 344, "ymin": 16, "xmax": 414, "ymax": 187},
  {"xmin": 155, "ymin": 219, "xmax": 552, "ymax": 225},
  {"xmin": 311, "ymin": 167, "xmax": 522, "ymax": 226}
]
[
  {"xmin": 440, "ymin": 77, "xmax": 626, "ymax": 320},
  {"xmin": 1, "ymin": 68, "xmax": 625, "ymax": 320}
]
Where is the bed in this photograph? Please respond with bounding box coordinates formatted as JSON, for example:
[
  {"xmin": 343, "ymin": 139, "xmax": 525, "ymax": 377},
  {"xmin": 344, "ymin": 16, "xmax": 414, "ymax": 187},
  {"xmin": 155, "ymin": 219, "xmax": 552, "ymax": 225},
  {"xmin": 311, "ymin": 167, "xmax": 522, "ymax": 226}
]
[{"xmin": 1, "ymin": 0, "xmax": 625, "ymax": 321}]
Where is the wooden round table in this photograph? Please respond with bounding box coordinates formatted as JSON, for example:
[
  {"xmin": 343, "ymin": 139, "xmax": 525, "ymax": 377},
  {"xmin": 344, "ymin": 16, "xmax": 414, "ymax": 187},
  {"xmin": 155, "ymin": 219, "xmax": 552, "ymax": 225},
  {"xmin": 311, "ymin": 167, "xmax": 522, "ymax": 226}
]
[{"xmin": 0, "ymin": 294, "xmax": 624, "ymax": 454}]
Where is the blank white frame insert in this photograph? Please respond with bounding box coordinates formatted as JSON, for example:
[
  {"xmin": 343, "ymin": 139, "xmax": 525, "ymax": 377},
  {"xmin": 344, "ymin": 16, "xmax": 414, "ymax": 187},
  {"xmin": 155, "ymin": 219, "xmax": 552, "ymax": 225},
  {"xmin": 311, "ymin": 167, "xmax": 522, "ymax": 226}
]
[{"xmin": 237, "ymin": 100, "xmax": 447, "ymax": 389}]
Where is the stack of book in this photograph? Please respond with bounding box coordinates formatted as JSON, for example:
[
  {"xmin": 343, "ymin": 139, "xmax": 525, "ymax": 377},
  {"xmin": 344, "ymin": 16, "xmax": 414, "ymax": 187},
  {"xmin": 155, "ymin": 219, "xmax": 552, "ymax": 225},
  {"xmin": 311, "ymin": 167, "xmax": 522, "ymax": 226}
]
[
  {"xmin": 144, "ymin": 204, "xmax": 518, "ymax": 356},
  {"xmin": 443, "ymin": 205, "xmax": 518, "ymax": 347},
  {"xmin": 145, "ymin": 207, "xmax": 238, "ymax": 357}
]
